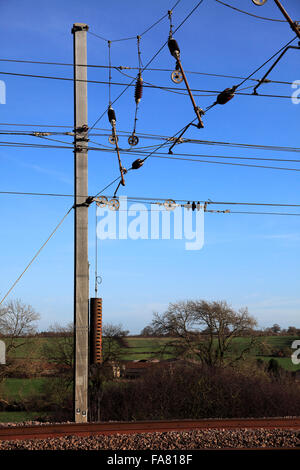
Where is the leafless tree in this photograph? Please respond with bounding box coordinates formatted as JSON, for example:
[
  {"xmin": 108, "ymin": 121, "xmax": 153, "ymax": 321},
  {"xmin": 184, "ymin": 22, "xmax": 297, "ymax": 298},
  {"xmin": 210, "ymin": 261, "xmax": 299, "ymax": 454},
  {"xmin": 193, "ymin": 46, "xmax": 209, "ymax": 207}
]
[
  {"xmin": 89, "ymin": 323, "xmax": 129, "ymax": 422},
  {"xmin": 0, "ymin": 299, "xmax": 40, "ymax": 354},
  {"xmin": 42, "ymin": 322, "xmax": 74, "ymax": 373},
  {"xmin": 152, "ymin": 300, "xmax": 257, "ymax": 367},
  {"xmin": 0, "ymin": 299, "xmax": 40, "ymax": 391},
  {"xmin": 102, "ymin": 323, "xmax": 129, "ymax": 363}
]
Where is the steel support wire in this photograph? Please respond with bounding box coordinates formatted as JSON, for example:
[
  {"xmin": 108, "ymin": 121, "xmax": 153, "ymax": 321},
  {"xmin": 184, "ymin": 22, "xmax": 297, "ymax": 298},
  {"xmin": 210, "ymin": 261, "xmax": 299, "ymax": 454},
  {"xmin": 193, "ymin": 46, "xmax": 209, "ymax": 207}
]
[
  {"xmin": 168, "ymin": 121, "xmax": 197, "ymax": 154},
  {"xmin": 253, "ymin": 45, "xmax": 300, "ymax": 94}
]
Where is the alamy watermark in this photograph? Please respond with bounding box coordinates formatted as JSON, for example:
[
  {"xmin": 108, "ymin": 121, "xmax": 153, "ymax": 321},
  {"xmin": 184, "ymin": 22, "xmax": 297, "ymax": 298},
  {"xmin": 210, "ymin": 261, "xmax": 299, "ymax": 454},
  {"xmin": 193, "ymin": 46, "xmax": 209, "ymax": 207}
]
[
  {"xmin": 291, "ymin": 80, "xmax": 300, "ymax": 104},
  {"xmin": 0, "ymin": 340, "xmax": 5, "ymax": 365},
  {"xmin": 291, "ymin": 340, "xmax": 300, "ymax": 365},
  {"xmin": 96, "ymin": 196, "xmax": 204, "ymax": 251},
  {"xmin": 0, "ymin": 80, "xmax": 6, "ymax": 104}
]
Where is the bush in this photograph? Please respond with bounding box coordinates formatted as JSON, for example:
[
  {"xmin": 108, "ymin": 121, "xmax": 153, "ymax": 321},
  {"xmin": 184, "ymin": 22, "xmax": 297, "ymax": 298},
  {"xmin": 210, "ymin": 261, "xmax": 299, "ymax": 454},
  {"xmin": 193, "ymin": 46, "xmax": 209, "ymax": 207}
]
[{"xmin": 99, "ymin": 363, "xmax": 300, "ymax": 421}]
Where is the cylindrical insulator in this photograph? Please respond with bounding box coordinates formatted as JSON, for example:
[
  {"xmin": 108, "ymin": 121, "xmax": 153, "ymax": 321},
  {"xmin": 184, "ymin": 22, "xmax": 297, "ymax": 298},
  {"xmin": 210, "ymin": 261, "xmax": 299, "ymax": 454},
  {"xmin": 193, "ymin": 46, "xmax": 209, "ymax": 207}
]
[
  {"xmin": 134, "ymin": 76, "xmax": 143, "ymax": 104},
  {"xmin": 168, "ymin": 37, "xmax": 180, "ymax": 58},
  {"xmin": 131, "ymin": 158, "xmax": 144, "ymax": 170},
  {"xmin": 108, "ymin": 106, "xmax": 116, "ymax": 123},
  {"xmin": 216, "ymin": 87, "xmax": 235, "ymax": 105},
  {"xmin": 90, "ymin": 297, "xmax": 103, "ymax": 365}
]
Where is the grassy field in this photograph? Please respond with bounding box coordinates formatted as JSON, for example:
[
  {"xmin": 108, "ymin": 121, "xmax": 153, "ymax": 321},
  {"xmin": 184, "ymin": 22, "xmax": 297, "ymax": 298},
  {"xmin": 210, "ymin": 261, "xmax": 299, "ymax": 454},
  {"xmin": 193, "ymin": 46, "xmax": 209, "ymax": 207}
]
[
  {"xmin": 0, "ymin": 335, "xmax": 299, "ymax": 422},
  {"xmin": 0, "ymin": 378, "xmax": 49, "ymax": 401},
  {"xmin": 120, "ymin": 337, "xmax": 175, "ymax": 360},
  {"xmin": 1, "ymin": 337, "xmax": 63, "ymax": 359},
  {"xmin": 0, "ymin": 411, "xmax": 46, "ymax": 423},
  {"xmin": 1, "ymin": 334, "xmax": 299, "ymax": 365}
]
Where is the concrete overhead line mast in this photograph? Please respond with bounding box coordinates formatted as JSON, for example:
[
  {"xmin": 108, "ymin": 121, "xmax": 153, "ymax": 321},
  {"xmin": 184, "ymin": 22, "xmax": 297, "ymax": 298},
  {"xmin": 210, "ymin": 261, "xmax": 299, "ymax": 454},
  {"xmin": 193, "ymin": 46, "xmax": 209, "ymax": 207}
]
[
  {"xmin": 72, "ymin": 23, "xmax": 93, "ymax": 424},
  {"xmin": 72, "ymin": 22, "xmax": 104, "ymax": 424}
]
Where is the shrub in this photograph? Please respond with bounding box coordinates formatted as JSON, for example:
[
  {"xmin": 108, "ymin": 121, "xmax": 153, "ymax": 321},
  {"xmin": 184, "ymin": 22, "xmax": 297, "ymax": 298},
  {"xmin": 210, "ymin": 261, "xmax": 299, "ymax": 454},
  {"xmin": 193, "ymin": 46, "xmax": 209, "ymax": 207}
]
[{"xmin": 99, "ymin": 362, "xmax": 300, "ymax": 421}]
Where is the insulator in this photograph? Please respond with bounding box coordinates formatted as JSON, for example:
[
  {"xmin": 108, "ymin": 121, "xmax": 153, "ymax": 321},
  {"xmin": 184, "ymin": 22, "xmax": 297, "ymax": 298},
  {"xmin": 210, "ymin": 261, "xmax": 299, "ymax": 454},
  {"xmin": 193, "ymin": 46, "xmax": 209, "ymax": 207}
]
[
  {"xmin": 131, "ymin": 158, "xmax": 144, "ymax": 170},
  {"xmin": 107, "ymin": 105, "xmax": 116, "ymax": 123},
  {"xmin": 192, "ymin": 201, "xmax": 196, "ymax": 211},
  {"xmin": 90, "ymin": 298, "xmax": 103, "ymax": 365},
  {"xmin": 216, "ymin": 87, "xmax": 236, "ymax": 105},
  {"xmin": 168, "ymin": 37, "xmax": 180, "ymax": 59},
  {"xmin": 134, "ymin": 76, "xmax": 143, "ymax": 104}
]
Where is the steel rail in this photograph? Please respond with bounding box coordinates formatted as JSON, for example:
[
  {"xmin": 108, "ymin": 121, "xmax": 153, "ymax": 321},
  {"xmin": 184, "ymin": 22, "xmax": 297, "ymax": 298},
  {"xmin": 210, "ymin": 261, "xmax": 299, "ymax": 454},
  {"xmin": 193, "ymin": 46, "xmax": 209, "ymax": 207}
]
[{"xmin": 0, "ymin": 417, "xmax": 299, "ymax": 442}]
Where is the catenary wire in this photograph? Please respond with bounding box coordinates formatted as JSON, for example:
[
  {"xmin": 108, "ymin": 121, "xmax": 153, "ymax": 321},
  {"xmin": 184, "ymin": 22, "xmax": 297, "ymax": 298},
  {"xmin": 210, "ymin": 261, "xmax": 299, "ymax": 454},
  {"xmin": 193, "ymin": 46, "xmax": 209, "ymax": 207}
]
[
  {"xmin": 4, "ymin": 139, "xmax": 300, "ymax": 170},
  {"xmin": 1, "ymin": 124, "xmax": 300, "ymax": 154},
  {"xmin": 4, "ymin": 140, "xmax": 300, "ymax": 171},
  {"xmin": 236, "ymin": 35, "xmax": 298, "ymax": 88},
  {"xmin": 214, "ymin": 0, "xmax": 287, "ymax": 23},
  {"xmin": 0, "ymin": 58, "xmax": 294, "ymax": 86},
  {"xmin": 4, "ymin": 190, "xmax": 300, "ymax": 209},
  {"xmin": 0, "ymin": 71, "xmax": 298, "ymax": 100},
  {"xmin": 87, "ymin": 0, "xmax": 205, "ymax": 132},
  {"xmin": 88, "ymin": 0, "xmax": 182, "ymax": 43}
]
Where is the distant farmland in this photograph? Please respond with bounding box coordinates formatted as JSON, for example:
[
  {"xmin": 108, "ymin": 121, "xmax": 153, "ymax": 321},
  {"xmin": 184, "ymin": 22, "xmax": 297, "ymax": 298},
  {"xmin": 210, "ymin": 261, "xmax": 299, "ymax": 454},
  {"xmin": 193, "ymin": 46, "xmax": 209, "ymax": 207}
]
[{"xmin": 2, "ymin": 335, "xmax": 300, "ymax": 370}]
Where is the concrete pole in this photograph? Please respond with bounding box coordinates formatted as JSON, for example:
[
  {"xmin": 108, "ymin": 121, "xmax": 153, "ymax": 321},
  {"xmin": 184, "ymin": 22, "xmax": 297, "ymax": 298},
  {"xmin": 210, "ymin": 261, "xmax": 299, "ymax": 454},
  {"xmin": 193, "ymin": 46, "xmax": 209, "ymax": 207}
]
[{"xmin": 72, "ymin": 23, "xmax": 89, "ymax": 423}]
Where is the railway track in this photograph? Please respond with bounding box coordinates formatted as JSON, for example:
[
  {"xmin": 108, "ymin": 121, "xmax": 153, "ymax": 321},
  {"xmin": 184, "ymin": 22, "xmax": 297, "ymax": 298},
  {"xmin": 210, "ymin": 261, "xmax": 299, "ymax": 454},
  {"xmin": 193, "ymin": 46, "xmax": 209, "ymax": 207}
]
[{"xmin": 0, "ymin": 417, "xmax": 299, "ymax": 442}]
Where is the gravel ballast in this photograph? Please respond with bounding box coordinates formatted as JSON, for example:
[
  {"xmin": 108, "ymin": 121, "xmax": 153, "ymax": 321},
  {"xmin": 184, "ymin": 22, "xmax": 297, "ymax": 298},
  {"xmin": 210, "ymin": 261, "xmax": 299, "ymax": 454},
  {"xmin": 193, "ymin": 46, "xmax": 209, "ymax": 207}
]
[{"xmin": 0, "ymin": 429, "xmax": 299, "ymax": 450}]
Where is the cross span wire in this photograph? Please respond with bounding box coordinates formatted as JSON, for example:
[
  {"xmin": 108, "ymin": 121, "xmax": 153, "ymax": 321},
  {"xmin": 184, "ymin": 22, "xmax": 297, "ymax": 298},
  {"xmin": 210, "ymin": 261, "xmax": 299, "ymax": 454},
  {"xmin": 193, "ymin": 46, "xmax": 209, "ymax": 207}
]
[{"xmin": 87, "ymin": 0, "xmax": 205, "ymax": 133}]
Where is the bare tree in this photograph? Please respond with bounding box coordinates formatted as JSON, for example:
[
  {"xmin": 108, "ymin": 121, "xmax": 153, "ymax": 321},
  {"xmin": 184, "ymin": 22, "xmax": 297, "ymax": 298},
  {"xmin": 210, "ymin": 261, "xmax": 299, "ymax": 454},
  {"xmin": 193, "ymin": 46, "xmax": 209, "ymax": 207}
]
[
  {"xmin": 270, "ymin": 323, "xmax": 281, "ymax": 335},
  {"xmin": 0, "ymin": 299, "xmax": 40, "ymax": 354},
  {"xmin": 89, "ymin": 323, "xmax": 129, "ymax": 422},
  {"xmin": 41, "ymin": 321, "xmax": 129, "ymax": 420},
  {"xmin": 152, "ymin": 300, "xmax": 257, "ymax": 367},
  {"xmin": 0, "ymin": 299, "xmax": 40, "ymax": 392},
  {"xmin": 42, "ymin": 322, "xmax": 74, "ymax": 370},
  {"xmin": 140, "ymin": 325, "xmax": 156, "ymax": 337},
  {"xmin": 102, "ymin": 323, "xmax": 129, "ymax": 362}
]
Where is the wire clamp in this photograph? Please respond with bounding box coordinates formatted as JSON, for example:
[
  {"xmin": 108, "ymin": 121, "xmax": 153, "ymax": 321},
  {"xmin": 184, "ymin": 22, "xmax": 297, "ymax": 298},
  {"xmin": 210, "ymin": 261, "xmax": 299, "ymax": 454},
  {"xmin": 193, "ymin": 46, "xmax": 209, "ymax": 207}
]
[
  {"xmin": 32, "ymin": 132, "xmax": 51, "ymax": 137},
  {"xmin": 74, "ymin": 124, "xmax": 89, "ymax": 133},
  {"xmin": 74, "ymin": 145, "xmax": 87, "ymax": 153}
]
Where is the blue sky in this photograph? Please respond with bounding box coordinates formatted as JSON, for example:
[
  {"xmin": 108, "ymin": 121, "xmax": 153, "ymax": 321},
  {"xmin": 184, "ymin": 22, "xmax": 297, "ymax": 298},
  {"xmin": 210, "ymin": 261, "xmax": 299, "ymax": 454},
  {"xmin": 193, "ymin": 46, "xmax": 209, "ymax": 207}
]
[{"xmin": 1, "ymin": 0, "xmax": 300, "ymax": 333}]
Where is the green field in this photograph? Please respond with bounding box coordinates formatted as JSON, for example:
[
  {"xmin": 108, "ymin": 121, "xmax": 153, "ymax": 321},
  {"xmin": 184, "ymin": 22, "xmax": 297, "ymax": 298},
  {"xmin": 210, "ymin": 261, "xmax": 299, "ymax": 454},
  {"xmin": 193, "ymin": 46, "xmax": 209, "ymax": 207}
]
[
  {"xmin": 120, "ymin": 337, "xmax": 175, "ymax": 360},
  {"xmin": 0, "ymin": 378, "xmax": 49, "ymax": 401},
  {"xmin": 0, "ymin": 411, "xmax": 46, "ymax": 423},
  {"xmin": 1, "ymin": 337, "xmax": 64, "ymax": 359},
  {"xmin": 1, "ymin": 335, "xmax": 299, "ymax": 365},
  {"xmin": 0, "ymin": 335, "xmax": 299, "ymax": 422}
]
